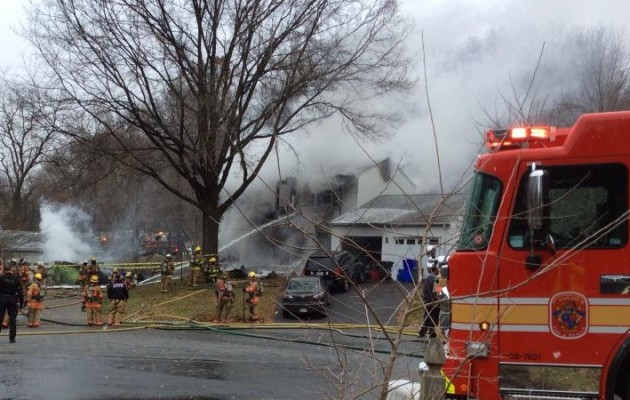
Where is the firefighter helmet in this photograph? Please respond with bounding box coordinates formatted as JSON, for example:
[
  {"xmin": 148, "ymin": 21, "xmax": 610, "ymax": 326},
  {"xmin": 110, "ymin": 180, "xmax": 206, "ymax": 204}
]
[
  {"xmin": 166, "ymin": 253, "xmax": 172, "ymax": 259},
  {"xmin": 37, "ymin": 261, "xmax": 44, "ymax": 266},
  {"xmin": 208, "ymin": 257, "xmax": 217, "ymax": 264},
  {"xmin": 248, "ymin": 271, "xmax": 257, "ymax": 279},
  {"xmin": 194, "ymin": 246, "xmax": 202, "ymax": 252},
  {"xmin": 90, "ymin": 275, "xmax": 99, "ymax": 283},
  {"xmin": 34, "ymin": 273, "xmax": 43, "ymax": 280}
]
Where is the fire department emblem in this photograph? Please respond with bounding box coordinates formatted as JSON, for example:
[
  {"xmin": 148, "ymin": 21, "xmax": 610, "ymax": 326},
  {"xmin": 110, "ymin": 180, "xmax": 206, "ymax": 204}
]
[{"xmin": 550, "ymin": 292, "xmax": 588, "ymax": 339}]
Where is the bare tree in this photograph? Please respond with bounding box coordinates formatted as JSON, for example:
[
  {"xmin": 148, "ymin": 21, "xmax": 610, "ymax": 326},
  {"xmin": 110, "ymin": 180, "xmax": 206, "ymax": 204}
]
[
  {"xmin": 0, "ymin": 78, "xmax": 60, "ymax": 230},
  {"xmin": 551, "ymin": 27, "xmax": 630, "ymax": 126},
  {"xmin": 27, "ymin": 0, "xmax": 411, "ymax": 254}
]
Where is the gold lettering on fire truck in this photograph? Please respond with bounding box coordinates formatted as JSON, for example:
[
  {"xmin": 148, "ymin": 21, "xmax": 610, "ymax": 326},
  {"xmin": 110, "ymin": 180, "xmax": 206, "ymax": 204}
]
[{"xmin": 549, "ymin": 292, "xmax": 588, "ymax": 339}]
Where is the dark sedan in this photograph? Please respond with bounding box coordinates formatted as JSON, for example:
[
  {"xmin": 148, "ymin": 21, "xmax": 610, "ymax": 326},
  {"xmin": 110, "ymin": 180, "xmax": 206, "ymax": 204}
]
[{"xmin": 281, "ymin": 276, "xmax": 330, "ymax": 318}]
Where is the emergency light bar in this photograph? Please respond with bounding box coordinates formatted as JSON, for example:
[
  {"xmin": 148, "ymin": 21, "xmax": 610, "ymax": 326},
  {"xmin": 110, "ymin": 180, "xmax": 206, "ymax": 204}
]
[{"xmin": 485, "ymin": 126, "xmax": 553, "ymax": 149}]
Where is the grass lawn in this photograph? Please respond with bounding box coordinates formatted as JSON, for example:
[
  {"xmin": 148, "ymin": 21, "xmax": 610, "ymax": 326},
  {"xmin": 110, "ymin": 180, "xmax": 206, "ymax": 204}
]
[{"xmin": 121, "ymin": 275, "xmax": 288, "ymax": 323}]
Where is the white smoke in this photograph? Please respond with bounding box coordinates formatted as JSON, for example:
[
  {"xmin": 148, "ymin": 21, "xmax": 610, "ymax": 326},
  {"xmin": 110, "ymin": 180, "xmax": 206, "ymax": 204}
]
[{"xmin": 39, "ymin": 202, "xmax": 97, "ymax": 263}]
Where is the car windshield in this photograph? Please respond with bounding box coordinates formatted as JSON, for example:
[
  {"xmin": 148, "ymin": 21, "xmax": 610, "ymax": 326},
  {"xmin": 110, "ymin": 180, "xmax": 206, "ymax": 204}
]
[
  {"xmin": 305, "ymin": 256, "xmax": 336, "ymax": 270},
  {"xmin": 287, "ymin": 279, "xmax": 319, "ymax": 291},
  {"xmin": 458, "ymin": 172, "xmax": 502, "ymax": 250}
]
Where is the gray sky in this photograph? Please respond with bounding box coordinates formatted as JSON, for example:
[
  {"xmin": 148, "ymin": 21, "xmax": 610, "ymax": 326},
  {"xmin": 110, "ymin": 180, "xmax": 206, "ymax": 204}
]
[{"xmin": 3, "ymin": 0, "xmax": 630, "ymax": 194}]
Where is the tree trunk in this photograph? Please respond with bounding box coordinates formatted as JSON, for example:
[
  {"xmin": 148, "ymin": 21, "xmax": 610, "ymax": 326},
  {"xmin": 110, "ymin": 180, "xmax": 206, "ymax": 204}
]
[{"xmin": 200, "ymin": 195, "xmax": 221, "ymax": 256}]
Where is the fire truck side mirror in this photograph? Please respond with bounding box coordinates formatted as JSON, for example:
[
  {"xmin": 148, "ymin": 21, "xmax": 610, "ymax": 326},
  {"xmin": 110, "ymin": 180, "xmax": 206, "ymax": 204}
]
[
  {"xmin": 526, "ymin": 168, "xmax": 549, "ymax": 233},
  {"xmin": 440, "ymin": 264, "xmax": 449, "ymax": 280}
]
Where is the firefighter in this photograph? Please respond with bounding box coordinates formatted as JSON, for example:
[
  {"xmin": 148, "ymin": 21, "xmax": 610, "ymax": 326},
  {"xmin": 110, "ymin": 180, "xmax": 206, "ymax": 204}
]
[
  {"xmin": 18, "ymin": 259, "xmax": 30, "ymax": 308},
  {"xmin": 418, "ymin": 264, "xmax": 440, "ymax": 339},
  {"xmin": 212, "ymin": 272, "xmax": 234, "ymax": 323},
  {"xmin": 123, "ymin": 271, "xmax": 135, "ymax": 289},
  {"xmin": 90, "ymin": 256, "xmax": 100, "ymax": 273},
  {"xmin": 26, "ymin": 273, "xmax": 45, "ymax": 328},
  {"xmin": 107, "ymin": 271, "xmax": 129, "ymax": 326},
  {"xmin": 189, "ymin": 246, "xmax": 203, "ymax": 287},
  {"xmin": 36, "ymin": 261, "xmax": 47, "ymax": 281},
  {"xmin": 108, "ymin": 268, "xmax": 119, "ymax": 282},
  {"xmin": 160, "ymin": 254, "xmax": 175, "ymax": 293},
  {"xmin": 207, "ymin": 256, "xmax": 219, "ymax": 285},
  {"xmin": 82, "ymin": 275, "xmax": 104, "ymax": 326},
  {"xmin": 0, "ymin": 264, "xmax": 24, "ymax": 343},
  {"xmin": 244, "ymin": 271, "xmax": 262, "ymax": 321}
]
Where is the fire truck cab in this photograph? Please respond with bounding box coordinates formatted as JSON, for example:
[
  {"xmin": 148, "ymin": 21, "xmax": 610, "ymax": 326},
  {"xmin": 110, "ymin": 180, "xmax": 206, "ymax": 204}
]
[{"xmin": 444, "ymin": 112, "xmax": 630, "ymax": 400}]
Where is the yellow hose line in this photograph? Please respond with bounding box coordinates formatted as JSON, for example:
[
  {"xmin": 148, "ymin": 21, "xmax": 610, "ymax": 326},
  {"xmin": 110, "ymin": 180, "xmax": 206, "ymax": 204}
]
[
  {"xmin": 152, "ymin": 289, "xmax": 207, "ymax": 308},
  {"xmin": 130, "ymin": 314, "xmax": 192, "ymax": 323},
  {"xmin": 121, "ymin": 288, "xmax": 207, "ymax": 322},
  {"xmin": 0, "ymin": 326, "xmax": 149, "ymax": 336}
]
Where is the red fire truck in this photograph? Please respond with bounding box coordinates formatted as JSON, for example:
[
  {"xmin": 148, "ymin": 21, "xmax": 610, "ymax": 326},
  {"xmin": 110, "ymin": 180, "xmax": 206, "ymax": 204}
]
[{"xmin": 444, "ymin": 112, "xmax": 630, "ymax": 400}]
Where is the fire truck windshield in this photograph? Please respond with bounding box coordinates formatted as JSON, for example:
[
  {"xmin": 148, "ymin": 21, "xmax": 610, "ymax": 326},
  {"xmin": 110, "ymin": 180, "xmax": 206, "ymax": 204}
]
[{"xmin": 458, "ymin": 172, "xmax": 502, "ymax": 250}]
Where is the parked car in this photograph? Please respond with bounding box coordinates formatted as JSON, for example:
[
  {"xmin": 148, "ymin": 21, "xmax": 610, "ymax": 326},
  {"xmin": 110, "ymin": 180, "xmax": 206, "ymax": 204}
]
[
  {"xmin": 302, "ymin": 250, "xmax": 367, "ymax": 292},
  {"xmin": 281, "ymin": 276, "xmax": 330, "ymax": 318}
]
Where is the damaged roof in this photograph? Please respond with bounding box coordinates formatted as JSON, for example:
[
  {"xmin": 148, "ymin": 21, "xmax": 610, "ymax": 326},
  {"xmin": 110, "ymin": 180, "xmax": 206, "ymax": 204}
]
[{"xmin": 330, "ymin": 193, "xmax": 466, "ymax": 227}]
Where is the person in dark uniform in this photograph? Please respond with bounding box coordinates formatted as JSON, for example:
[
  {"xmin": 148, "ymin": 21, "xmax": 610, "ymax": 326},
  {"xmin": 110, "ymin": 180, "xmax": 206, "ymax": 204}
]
[
  {"xmin": 0, "ymin": 266, "xmax": 24, "ymax": 343},
  {"xmin": 107, "ymin": 272, "xmax": 129, "ymax": 326},
  {"xmin": 418, "ymin": 264, "xmax": 440, "ymax": 339}
]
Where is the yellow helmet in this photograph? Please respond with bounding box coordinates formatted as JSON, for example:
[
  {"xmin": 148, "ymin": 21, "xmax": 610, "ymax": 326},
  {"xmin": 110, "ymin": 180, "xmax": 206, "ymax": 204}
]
[
  {"xmin": 248, "ymin": 271, "xmax": 257, "ymax": 279},
  {"xmin": 90, "ymin": 275, "xmax": 99, "ymax": 283},
  {"xmin": 208, "ymin": 257, "xmax": 217, "ymax": 264},
  {"xmin": 194, "ymin": 246, "xmax": 202, "ymax": 253},
  {"xmin": 34, "ymin": 273, "xmax": 43, "ymax": 280}
]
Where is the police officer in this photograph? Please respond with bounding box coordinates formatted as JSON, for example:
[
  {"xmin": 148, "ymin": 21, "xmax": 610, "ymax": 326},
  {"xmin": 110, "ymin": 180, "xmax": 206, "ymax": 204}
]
[
  {"xmin": 0, "ymin": 265, "xmax": 24, "ymax": 343},
  {"xmin": 107, "ymin": 272, "xmax": 129, "ymax": 326}
]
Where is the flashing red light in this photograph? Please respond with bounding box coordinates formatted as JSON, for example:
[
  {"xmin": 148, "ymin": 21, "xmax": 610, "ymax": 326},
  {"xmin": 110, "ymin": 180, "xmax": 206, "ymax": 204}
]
[{"xmin": 485, "ymin": 126, "xmax": 553, "ymax": 149}]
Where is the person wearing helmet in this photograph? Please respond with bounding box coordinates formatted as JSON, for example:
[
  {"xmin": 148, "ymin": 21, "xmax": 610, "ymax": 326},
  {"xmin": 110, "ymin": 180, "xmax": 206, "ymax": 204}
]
[
  {"xmin": 160, "ymin": 254, "xmax": 175, "ymax": 293},
  {"xmin": 82, "ymin": 275, "xmax": 104, "ymax": 326},
  {"xmin": 123, "ymin": 271, "xmax": 136, "ymax": 289},
  {"xmin": 212, "ymin": 271, "xmax": 234, "ymax": 323},
  {"xmin": 188, "ymin": 246, "xmax": 203, "ymax": 287},
  {"xmin": 36, "ymin": 261, "xmax": 48, "ymax": 285},
  {"xmin": 78, "ymin": 262, "xmax": 89, "ymax": 311},
  {"xmin": 18, "ymin": 259, "xmax": 31, "ymax": 309},
  {"xmin": 26, "ymin": 273, "xmax": 45, "ymax": 327},
  {"xmin": 0, "ymin": 264, "xmax": 24, "ymax": 343},
  {"xmin": 244, "ymin": 272, "xmax": 262, "ymax": 321},
  {"xmin": 107, "ymin": 270, "xmax": 129, "ymax": 326},
  {"xmin": 206, "ymin": 255, "xmax": 220, "ymax": 286}
]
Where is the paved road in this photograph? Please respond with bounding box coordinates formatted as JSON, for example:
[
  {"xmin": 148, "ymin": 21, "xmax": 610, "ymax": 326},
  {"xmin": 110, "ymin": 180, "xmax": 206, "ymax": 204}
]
[
  {"xmin": 274, "ymin": 278, "xmax": 416, "ymax": 326},
  {"xmin": 0, "ymin": 286, "xmax": 424, "ymax": 400}
]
